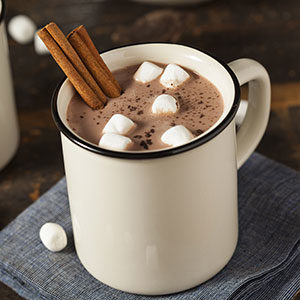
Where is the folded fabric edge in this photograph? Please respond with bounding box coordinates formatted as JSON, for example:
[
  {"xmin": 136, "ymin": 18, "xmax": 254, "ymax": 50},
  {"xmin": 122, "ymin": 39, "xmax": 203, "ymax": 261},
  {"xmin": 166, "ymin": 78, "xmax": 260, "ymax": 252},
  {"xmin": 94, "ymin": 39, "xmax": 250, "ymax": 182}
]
[
  {"xmin": 239, "ymin": 254, "xmax": 300, "ymax": 300},
  {"xmin": 227, "ymin": 240, "xmax": 300, "ymax": 300},
  {"xmin": 0, "ymin": 266, "xmax": 53, "ymax": 300}
]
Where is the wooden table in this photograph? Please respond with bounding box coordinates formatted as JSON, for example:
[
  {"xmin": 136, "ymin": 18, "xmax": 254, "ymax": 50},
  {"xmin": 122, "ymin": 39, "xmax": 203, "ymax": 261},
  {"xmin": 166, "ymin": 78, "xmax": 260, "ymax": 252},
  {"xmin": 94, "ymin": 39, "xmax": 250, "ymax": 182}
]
[{"xmin": 0, "ymin": 0, "xmax": 299, "ymax": 298}]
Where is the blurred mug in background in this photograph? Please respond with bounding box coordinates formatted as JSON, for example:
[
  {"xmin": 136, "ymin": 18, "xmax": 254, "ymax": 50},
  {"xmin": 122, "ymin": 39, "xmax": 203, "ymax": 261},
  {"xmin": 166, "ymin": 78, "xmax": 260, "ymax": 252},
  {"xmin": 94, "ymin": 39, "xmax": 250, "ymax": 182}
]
[{"xmin": 0, "ymin": 0, "xmax": 19, "ymax": 170}]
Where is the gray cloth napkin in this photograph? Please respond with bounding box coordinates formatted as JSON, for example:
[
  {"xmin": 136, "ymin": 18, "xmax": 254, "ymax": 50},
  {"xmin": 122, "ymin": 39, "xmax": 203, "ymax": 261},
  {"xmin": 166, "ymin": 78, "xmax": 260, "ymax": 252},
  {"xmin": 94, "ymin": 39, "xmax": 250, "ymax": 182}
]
[{"xmin": 0, "ymin": 153, "xmax": 299, "ymax": 300}]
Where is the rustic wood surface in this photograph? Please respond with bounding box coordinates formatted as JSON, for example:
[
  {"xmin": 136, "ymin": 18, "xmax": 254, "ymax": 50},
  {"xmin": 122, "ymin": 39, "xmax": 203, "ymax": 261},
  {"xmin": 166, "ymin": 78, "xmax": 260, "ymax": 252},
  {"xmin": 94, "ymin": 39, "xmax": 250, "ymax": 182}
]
[{"xmin": 0, "ymin": 0, "xmax": 299, "ymax": 299}]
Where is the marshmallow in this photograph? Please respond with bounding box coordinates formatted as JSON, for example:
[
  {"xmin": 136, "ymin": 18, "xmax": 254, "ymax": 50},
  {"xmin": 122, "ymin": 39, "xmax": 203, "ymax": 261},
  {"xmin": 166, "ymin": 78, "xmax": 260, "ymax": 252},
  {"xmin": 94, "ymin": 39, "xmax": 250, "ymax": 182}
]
[
  {"xmin": 99, "ymin": 133, "xmax": 133, "ymax": 151},
  {"xmin": 134, "ymin": 61, "xmax": 163, "ymax": 83},
  {"xmin": 152, "ymin": 94, "xmax": 178, "ymax": 114},
  {"xmin": 8, "ymin": 15, "xmax": 37, "ymax": 44},
  {"xmin": 103, "ymin": 114, "xmax": 135, "ymax": 135},
  {"xmin": 34, "ymin": 30, "xmax": 49, "ymax": 55},
  {"xmin": 161, "ymin": 125, "xmax": 194, "ymax": 147},
  {"xmin": 39, "ymin": 223, "xmax": 67, "ymax": 252},
  {"xmin": 160, "ymin": 64, "xmax": 190, "ymax": 88}
]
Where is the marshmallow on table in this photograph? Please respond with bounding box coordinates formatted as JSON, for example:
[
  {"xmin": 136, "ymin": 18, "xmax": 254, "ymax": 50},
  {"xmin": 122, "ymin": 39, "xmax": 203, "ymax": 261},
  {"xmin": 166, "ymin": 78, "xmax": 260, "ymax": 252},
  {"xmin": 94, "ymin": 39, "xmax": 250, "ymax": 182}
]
[
  {"xmin": 161, "ymin": 125, "xmax": 194, "ymax": 147},
  {"xmin": 102, "ymin": 114, "xmax": 135, "ymax": 135},
  {"xmin": 8, "ymin": 15, "xmax": 37, "ymax": 44},
  {"xmin": 39, "ymin": 223, "xmax": 67, "ymax": 252},
  {"xmin": 134, "ymin": 61, "xmax": 163, "ymax": 83},
  {"xmin": 99, "ymin": 133, "xmax": 133, "ymax": 151},
  {"xmin": 152, "ymin": 94, "xmax": 178, "ymax": 114},
  {"xmin": 34, "ymin": 31, "xmax": 49, "ymax": 55},
  {"xmin": 160, "ymin": 64, "xmax": 190, "ymax": 88}
]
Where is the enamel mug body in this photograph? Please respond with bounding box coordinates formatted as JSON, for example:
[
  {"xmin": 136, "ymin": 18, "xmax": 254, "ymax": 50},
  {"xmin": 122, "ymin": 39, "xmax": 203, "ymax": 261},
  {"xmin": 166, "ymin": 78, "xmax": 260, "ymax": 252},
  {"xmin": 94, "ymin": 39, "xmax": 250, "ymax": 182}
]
[{"xmin": 52, "ymin": 44, "xmax": 270, "ymax": 295}]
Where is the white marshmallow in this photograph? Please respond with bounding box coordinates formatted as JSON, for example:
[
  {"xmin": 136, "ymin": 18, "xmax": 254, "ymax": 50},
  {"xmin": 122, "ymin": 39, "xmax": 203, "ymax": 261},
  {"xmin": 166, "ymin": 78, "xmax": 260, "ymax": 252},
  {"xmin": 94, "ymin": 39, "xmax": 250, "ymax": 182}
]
[
  {"xmin": 134, "ymin": 61, "xmax": 163, "ymax": 83},
  {"xmin": 8, "ymin": 15, "xmax": 37, "ymax": 44},
  {"xmin": 160, "ymin": 64, "xmax": 190, "ymax": 88},
  {"xmin": 102, "ymin": 114, "xmax": 135, "ymax": 135},
  {"xmin": 152, "ymin": 94, "xmax": 178, "ymax": 114},
  {"xmin": 99, "ymin": 133, "xmax": 133, "ymax": 151},
  {"xmin": 34, "ymin": 31, "xmax": 49, "ymax": 55},
  {"xmin": 39, "ymin": 223, "xmax": 67, "ymax": 252},
  {"xmin": 161, "ymin": 125, "xmax": 194, "ymax": 147}
]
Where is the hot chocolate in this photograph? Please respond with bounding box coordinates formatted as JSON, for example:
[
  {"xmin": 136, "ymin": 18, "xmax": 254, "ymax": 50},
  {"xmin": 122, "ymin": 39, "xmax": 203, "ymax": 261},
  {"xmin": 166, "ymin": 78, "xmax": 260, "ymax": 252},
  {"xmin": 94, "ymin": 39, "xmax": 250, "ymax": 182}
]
[{"xmin": 66, "ymin": 62, "xmax": 223, "ymax": 151}]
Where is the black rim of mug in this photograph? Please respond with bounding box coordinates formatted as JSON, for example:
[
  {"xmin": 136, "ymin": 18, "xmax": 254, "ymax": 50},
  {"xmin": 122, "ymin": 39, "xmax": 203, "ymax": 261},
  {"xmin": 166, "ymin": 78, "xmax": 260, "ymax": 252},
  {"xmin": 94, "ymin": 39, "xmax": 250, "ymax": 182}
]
[
  {"xmin": 0, "ymin": 0, "xmax": 5, "ymax": 24},
  {"xmin": 51, "ymin": 43, "xmax": 241, "ymax": 160}
]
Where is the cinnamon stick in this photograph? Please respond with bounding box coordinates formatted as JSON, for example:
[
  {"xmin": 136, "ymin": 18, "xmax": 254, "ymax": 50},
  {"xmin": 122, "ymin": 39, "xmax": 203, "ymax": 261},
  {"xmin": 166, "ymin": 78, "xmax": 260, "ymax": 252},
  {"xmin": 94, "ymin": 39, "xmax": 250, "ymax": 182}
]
[
  {"xmin": 38, "ymin": 22, "xmax": 122, "ymax": 109},
  {"xmin": 45, "ymin": 23, "xmax": 107, "ymax": 105},
  {"xmin": 69, "ymin": 25, "xmax": 121, "ymax": 94},
  {"xmin": 67, "ymin": 28, "xmax": 121, "ymax": 98},
  {"xmin": 38, "ymin": 27, "xmax": 104, "ymax": 109}
]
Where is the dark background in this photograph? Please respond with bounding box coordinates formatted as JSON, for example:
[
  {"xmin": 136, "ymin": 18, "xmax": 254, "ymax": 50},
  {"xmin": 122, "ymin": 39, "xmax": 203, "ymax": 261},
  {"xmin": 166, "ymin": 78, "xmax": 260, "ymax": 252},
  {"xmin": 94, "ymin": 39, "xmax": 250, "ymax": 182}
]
[{"xmin": 0, "ymin": 0, "xmax": 299, "ymax": 298}]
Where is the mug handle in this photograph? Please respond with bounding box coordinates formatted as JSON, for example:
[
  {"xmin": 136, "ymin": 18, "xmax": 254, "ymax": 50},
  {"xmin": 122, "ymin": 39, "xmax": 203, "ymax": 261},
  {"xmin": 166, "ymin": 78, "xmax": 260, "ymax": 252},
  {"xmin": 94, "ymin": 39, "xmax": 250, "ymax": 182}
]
[{"xmin": 228, "ymin": 59, "xmax": 271, "ymax": 168}]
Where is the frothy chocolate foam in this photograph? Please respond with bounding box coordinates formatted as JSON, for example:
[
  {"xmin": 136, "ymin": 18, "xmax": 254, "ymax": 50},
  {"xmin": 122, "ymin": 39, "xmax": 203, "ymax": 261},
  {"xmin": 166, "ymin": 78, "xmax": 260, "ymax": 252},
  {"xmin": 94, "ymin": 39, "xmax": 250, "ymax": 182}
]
[{"xmin": 67, "ymin": 63, "xmax": 224, "ymax": 151}]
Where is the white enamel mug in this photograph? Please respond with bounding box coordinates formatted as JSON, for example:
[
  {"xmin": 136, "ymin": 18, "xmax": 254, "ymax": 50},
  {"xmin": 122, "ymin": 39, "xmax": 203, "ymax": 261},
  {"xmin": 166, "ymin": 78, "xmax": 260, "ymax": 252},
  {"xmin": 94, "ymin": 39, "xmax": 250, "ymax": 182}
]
[
  {"xmin": 0, "ymin": 0, "xmax": 19, "ymax": 170},
  {"xmin": 52, "ymin": 43, "xmax": 270, "ymax": 295}
]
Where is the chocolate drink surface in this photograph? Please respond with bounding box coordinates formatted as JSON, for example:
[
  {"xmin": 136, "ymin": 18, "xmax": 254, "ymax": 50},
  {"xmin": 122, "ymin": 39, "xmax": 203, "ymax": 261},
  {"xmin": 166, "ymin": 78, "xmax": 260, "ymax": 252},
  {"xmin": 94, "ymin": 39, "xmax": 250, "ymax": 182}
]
[{"xmin": 67, "ymin": 63, "xmax": 224, "ymax": 151}]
